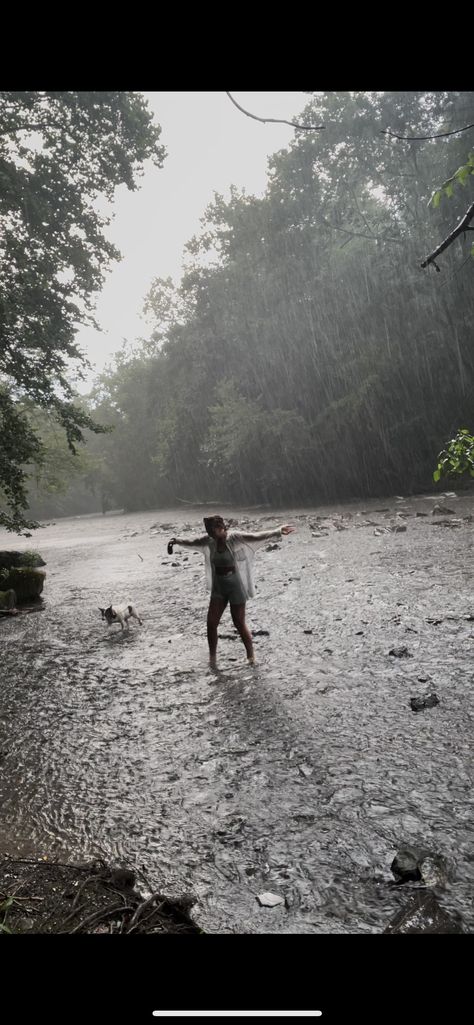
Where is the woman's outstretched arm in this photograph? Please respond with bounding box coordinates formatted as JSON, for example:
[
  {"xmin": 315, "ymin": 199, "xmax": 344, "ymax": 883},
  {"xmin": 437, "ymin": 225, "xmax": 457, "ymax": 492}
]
[
  {"xmin": 235, "ymin": 524, "xmax": 295, "ymax": 543},
  {"xmin": 169, "ymin": 534, "xmax": 210, "ymax": 548}
]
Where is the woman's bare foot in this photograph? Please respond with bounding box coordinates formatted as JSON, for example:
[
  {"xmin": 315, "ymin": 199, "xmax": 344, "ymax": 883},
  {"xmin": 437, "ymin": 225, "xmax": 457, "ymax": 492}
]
[{"xmin": 247, "ymin": 655, "xmax": 256, "ymax": 666}]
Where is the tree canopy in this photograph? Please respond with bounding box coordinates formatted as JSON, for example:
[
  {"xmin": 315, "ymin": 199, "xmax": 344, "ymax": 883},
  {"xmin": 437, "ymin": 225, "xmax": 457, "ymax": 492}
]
[
  {"xmin": 20, "ymin": 92, "xmax": 474, "ymax": 520},
  {"xmin": 0, "ymin": 91, "xmax": 165, "ymax": 532}
]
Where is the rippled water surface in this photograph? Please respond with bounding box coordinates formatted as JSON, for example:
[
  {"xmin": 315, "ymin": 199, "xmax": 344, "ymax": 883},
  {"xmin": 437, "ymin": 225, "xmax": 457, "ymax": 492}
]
[{"xmin": 1, "ymin": 495, "xmax": 473, "ymax": 933}]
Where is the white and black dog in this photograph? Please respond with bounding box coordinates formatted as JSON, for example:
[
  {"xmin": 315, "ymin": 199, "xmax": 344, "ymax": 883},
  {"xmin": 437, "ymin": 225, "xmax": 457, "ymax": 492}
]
[{"xmin": 99, "ymin": 603, "xmax": 143, "ymax": 630}]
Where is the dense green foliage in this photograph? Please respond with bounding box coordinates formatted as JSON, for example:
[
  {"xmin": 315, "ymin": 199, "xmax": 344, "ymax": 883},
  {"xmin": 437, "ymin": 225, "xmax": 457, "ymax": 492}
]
[
  {"xmin": 430, "ymin": 152, "xmax": 474, "ymax": 212},
  {"xmin": 0, "ymin": 91, "xmax": 165, "ymax": 532},
  {"xmin": 433, "ymin": 429, "xmax": 474, "ymax": 481},
  {"xmin": 27, "ymin": 93, "xmax": 474, "ymax": 515}
]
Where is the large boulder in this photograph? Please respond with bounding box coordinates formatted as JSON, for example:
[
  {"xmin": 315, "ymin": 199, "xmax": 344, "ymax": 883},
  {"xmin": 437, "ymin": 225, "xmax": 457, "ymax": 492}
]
[
  {"xmin": 1, "ymin": 567, "xmax": 45, "ymax": 602},
  {"xmin": 0, "ymin": 589, "xmax": 17, "ymax": 609},
  {"xmin": 0, "ymin": 551, "xmax": 46, "ymax": 604},
  {"xmin": 0, "ymin": 550, "xmax": 46, "ymax": 569}
]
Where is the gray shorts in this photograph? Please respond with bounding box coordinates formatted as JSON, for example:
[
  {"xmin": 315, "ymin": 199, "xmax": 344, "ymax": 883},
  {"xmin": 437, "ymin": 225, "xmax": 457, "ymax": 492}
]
[{"xmin": 211, "ymin": 571, "xmax": 246, "ymax": 606}]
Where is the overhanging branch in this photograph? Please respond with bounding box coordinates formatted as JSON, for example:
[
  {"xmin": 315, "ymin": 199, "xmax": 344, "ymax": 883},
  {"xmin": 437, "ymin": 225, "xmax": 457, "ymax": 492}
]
[
  {"xmin": 421, "ymin": 201, "xmax": 474, "ymax": 270},
  {"xmin": 226, "ymin": 92, "xmax": 325, "ymax": 131}
]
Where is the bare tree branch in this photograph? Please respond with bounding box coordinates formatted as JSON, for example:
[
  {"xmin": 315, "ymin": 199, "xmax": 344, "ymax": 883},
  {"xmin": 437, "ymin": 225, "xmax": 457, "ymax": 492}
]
[
  {"xmin": 381, "ymin": 123, "xmax": 474, "ymax": 141},
  {"xmin": 421, "ymin": 201, "xmax": 474, "ymax": 270},
  {"xmin": 226, "ymin": 92, "xmax": 325, "ymax": 131}
]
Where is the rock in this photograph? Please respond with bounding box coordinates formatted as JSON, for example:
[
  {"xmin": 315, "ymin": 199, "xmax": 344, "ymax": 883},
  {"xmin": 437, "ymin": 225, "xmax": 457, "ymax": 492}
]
[
  {"xmin": 383, "ymin": 891, "xmax": 464, "ymax": 933},
  {"xmin": 265, "ymin": 543, "xmax": 280, "ymax": 551},
  {"xmin": 390, "ymin": 845, "xmax": 447, "ymax": 885},
  {"xmin": 298, "ymin": 764, "xmax": 313, "ymax": 778},
  {"xmin": 393, "ymin": 524, "xmax": 407, "ymax": 532},
  {"xmin": 388, "ymin": 646, "xmax": 412, "ymax": 658},
  {"xmin": 410, "ymin": 692, "xmax": 440, "ymax": 712},
  {"xmin": 415, "ymin": 511, "xmax": 428, "ymax": 517},
  {"xmin": 107, "ymin": 868, "xmax": 136, "ymax": 890},
  {"xmin": 1, "ymin": 567, "xmax": 45, "ymax": 602},
  {"xmin": 0, "ymin": 550, "xmax": 46, "ymax": 569},
  {"xmin": 303, "ymin": 629, "xmax": 313, "ymax": 634},
  {"xmin": 431, "ymin": 505, "xmax": 455, "ymax": 515},
  {"xmin": 0, "ymin": 589, "xmax": 17, "ymax": 610},
  {"xmin": 251, "ymin": 629, "xmax": 270, "ymax": 637},
  {"xmin": 418, "ymin": 855, "xmax": 449, "ymax": 888},
  {"xmin": 256, "ymin": 891, "xmax": 285, "ymax": 908},
  {"xmin": 431, "ymin": 518, "xmax": 463, "ymax": 528}
]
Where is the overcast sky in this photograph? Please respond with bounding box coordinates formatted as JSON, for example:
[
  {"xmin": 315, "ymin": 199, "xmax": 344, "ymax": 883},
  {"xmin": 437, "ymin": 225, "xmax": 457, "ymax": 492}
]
[{"xmin": 75, "ymin": 91, "xmax": 309, "ymax": 389}]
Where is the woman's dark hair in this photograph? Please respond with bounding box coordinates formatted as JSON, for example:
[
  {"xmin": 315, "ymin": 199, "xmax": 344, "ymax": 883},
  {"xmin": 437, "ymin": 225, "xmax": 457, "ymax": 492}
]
[{"xmin": 204, "ymin": 515, "xmax": 225, "ymax": 536}]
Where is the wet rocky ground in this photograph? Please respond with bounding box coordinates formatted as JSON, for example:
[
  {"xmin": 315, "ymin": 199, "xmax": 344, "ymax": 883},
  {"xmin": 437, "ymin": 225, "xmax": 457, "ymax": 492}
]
[{"xmin": 0, "ymin": 491, "xmax": 473, "ymax": 933}]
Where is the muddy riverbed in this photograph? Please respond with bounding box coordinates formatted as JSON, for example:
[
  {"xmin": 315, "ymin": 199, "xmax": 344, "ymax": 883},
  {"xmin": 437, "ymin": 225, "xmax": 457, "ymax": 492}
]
[{"xmin": 0, "ymin": 493, "xmax": 473, "ymax": 933}]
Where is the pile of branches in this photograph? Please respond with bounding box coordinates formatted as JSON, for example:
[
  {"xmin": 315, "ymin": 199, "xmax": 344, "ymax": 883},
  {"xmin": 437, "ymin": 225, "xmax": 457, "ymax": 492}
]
[{"xmin": 0, "ymin": 857, "xmax": 201, "ymax": 934}]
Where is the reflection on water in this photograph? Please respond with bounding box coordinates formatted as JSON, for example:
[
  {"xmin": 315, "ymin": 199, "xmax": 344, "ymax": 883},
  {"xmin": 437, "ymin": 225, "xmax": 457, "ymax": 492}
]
[{"xmin": 0, "ymin": 498, "xmax": 473, "ymax": 933}]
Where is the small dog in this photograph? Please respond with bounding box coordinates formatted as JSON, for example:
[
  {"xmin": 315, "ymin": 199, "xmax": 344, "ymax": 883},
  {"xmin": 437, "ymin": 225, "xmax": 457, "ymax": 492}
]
[{"xmin": 99, "ymin": 603, "xmax": 143, "ymax": 630}]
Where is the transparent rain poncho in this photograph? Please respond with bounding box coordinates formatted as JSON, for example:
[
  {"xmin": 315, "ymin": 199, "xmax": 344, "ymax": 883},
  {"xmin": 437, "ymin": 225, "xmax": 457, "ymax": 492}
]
[{"xmin": 172, "ymin": 528, "xmax": 283, "ymax": 600}]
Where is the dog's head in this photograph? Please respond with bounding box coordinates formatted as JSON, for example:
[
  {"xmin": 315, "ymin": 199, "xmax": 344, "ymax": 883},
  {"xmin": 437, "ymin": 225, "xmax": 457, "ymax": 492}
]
[{"xmin": 99, "ymin": 605, "xmax": 116, "ymax": 625}]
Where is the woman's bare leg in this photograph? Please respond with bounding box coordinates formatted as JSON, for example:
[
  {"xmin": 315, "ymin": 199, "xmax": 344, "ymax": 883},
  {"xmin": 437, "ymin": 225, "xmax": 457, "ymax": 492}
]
[
  {"xmin": 230, "ymin": 603, "xmax": 255, "ymax": 663},
  {"xmin": 207, "ymin": 596, "xmax": 227, "ymax": 666}
]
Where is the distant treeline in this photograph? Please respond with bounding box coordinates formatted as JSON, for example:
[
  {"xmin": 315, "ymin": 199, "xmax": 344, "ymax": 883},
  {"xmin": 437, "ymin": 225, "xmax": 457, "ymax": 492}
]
[{"xmin": 28, "ymin": 92, "xmax": 474, "ymax": 517}]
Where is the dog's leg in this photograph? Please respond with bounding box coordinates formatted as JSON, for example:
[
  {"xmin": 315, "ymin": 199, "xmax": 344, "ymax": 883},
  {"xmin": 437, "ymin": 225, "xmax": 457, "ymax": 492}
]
[{"xmin": 128, "ymin": 605, "xmax": 142, "ymax": 626}]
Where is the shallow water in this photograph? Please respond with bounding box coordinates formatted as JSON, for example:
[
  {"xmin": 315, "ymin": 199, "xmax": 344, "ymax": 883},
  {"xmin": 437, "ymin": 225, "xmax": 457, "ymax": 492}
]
[{"xmin": 1, "ymin": 495, "xmax": 473, "ymax": 933}]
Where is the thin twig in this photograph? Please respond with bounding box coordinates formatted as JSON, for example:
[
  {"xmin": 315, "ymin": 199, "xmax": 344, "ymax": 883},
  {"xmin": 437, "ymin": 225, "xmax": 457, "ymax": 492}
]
[
  {"xmin": 58, "ymin": 902, "xmax": 89, "ymax": 929},
  {"xmin": 127, "ymin": 902, "xmax": 166, "ymax": 934},
  {"xmin": 439, "ymin": 252, "xmax": 473, "ymax": 288},
  {"xmin": 68, "ymin": 903, "xmax": 134, "ymax": 934},
  {"xmin": 71, "ymin": 873, "xmax": 102, "ymax": 909},
  {"xmin": 127, "ymin": 891, "xmax": 164, "ymax": 930},
  {"xmin": 381, "ymin": 122, "xmax": 474, "ymax": 141}
]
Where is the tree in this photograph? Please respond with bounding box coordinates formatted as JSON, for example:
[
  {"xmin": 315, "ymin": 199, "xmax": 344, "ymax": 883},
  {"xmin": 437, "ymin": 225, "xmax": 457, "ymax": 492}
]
[{"xmin": 0, "ymin": 91, "xmax": 165, "ymax": 533}]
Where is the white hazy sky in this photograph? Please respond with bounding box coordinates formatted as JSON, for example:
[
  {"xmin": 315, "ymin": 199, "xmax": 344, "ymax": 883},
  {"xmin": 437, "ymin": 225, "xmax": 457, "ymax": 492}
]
[{"xmin": 75, "ymin": 91, "xmax": 309, "ymax": 389}]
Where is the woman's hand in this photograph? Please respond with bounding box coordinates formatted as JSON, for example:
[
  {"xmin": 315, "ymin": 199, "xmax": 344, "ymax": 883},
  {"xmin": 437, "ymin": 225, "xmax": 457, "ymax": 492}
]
[{"xmin": 281, "ymin": 524, "xmax": 295, "ymax": 535}]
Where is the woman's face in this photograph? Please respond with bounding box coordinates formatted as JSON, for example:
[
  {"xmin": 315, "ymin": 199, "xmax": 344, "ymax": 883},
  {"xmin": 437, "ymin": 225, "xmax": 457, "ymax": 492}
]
[{"xmin": 213, "ymin": 523, "xmax": 227, "ymax": 541}]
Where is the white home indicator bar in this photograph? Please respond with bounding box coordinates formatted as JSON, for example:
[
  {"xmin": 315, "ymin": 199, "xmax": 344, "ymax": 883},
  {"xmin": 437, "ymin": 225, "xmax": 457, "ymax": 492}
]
[{"xmin": 152, "ymin": 1013, "xmax": 322, "ymax": 1018}]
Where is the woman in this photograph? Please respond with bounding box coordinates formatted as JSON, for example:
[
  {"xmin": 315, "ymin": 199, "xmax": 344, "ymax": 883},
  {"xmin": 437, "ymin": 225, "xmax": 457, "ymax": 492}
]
[{"xmin": 168, "ymin": 515, "xmax": 295, "ymax": 668}]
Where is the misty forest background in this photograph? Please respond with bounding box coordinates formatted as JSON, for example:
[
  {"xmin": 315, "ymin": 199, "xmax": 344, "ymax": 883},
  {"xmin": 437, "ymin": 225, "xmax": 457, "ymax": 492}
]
[{"xmin": 2, "ymin": 91, "xmax": 474, "ymax": 527}]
